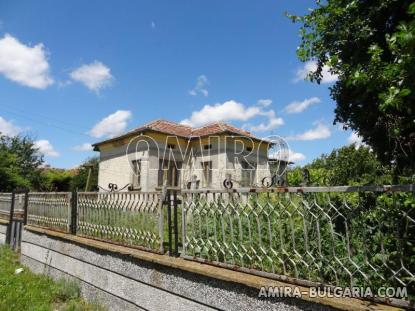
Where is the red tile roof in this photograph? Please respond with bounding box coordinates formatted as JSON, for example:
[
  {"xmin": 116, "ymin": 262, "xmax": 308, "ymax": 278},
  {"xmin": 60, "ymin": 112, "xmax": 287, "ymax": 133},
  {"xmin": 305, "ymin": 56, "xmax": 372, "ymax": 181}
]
[
  {"xmin": 190, "ymin": 122, "xmax": 257, "ymax": 139},
  {"xmin": 134, "ymin": 119, "xmax": 193, "ymax": 137},
  {"xmin": 93, "ymin": 119, "xmax": 266, "ymax": 148}
]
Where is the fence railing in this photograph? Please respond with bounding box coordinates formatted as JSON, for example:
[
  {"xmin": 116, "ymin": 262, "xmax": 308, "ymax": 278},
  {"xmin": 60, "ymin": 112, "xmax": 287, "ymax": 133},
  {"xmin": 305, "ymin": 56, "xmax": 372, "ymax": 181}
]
[
  {"xmin": 0, "ymin": 193, "xmax": 12, "ymax": 220},
  {"xmin": 1, "ymin": 185, "xmax": 414, "ymax": 307},
  {"xmin": 181, "ymin": 185, "xmax": 415, "ymax": 306},
  {"xmin": 26, "ymin": 192, "xmax": 72, "ymax": 233},
  {"xmin": 77, "ymin": 191, "xmax": 165, "ymax": 253}
]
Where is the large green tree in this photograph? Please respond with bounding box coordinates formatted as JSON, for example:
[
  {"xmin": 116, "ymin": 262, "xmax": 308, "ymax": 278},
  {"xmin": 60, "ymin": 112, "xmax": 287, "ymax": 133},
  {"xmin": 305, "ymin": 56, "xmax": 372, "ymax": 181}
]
[
  {"xmin": 289, "ymin": 0, "xmax": 415, "ymax": 176},
  {"xmin": 0, "ymin": 134, "xmax": 44, "ymax": 191}
]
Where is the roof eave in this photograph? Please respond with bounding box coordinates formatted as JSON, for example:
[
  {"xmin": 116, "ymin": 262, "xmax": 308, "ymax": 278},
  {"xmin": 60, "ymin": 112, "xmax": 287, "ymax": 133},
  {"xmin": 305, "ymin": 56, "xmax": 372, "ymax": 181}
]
[{"xmin": 92, "ymin": 128, "xmax": 191, "ymax": 150}]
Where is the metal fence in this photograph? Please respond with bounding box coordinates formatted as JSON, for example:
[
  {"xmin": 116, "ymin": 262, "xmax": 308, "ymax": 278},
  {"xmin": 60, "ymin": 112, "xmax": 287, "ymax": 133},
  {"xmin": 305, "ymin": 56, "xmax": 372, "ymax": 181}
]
[
  {"xmin": 0, "ymin": 192, "xmax": 26, "ymax": 249},
  {"xmin": 181, "ymin": 185, "xmax": 415, "ymax": 304},
  {"xmin": 0, "ymin": 193, "xmax": 12, "ymax": 220},
  {"xmin": 1, "ymin": 185, "xmax": 414, "ymax": 307},
  {"xmin": 26, "ymin": 193, "xmax": 72, "ymax": 233},
  {"xmin": 77, "ymin": 191, "xmax": 165, "ymax": 253}
]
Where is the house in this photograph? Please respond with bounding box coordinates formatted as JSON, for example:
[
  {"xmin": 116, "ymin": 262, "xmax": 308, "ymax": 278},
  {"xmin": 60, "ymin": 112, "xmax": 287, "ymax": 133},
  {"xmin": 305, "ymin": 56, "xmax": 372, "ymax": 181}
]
[{"xmin": 92, "ymin": 120, "xmax": 288, "ymax": 191}]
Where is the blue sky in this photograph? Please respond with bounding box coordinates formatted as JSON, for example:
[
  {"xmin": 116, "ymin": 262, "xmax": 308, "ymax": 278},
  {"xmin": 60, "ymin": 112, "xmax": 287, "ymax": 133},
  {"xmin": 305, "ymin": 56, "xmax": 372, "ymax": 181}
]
[{"xmin": 0, "ymin": 0, "xmax": 360, "ymax": 168}]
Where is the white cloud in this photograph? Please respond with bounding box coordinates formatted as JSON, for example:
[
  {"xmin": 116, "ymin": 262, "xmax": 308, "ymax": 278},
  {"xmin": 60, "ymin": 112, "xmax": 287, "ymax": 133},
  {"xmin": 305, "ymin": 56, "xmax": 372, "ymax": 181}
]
[
  {"xmin": 0, "ymin": 116, "xmax": 21, "ymax": 136},
  {"xmin": 72, "ymin": 143, "xmax": 93, "ymax": 152},
  {"xmin": 70, "ymin": 61, "xmax": 113, "ymax": 92},
  {"xmin": 89, "ymin": 110, "xmax": 132, "ymax": 138},
  {"xmin": 181, "ymin": 99, "xmax": 284, "ymax": 132},
  {"xmin": 34, "ymin": 140, "xmax": 59, "ymax": 157},
  {"xmin": 247, "ymin": 110, "xmax": 284, "ymax": 132},
  {"xmin": 288, "ymin": 150, "xmax": 306, "ymax": 162},
  {"xmin": 284, "ymin": 97, "xmax": 321, "ymax": 114},
  {"xmin": 181, "ymin": 100, "xmax": 261, "ymax": 126},
  {"xmin": 0, "ymin": 34, "xmax": 54, "ymax": 89},
  {"xmin": 294, "ymin": 60, "xmax": 338, "ymax": 84},
  {"xmin": 269, "ymin": 149, "xmax": 306, "ymax": 163},
  {"xmin": 347, "ymin": 132, "xmax": 366, "ymax": 149},
  {"xmin": 188, "ymin": 75, "xmax": 208, "ymax": 97},
  {"xmin": 286, "ymin": 123, "xmax": 331, "ymax": 141},
  {"xmin": 257, "ymin": 99, "xmax": 272, "ymax": 107}
]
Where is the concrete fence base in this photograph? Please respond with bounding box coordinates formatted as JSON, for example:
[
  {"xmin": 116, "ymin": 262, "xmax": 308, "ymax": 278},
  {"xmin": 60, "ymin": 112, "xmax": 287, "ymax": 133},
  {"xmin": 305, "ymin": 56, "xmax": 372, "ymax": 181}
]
[
  {"xmin": 20, "ymin": 228, "xmax": 338, "ymax": 311},
  {"xmin": 0, "ymin": 222, "xmax": 7, "ymax": 245}
]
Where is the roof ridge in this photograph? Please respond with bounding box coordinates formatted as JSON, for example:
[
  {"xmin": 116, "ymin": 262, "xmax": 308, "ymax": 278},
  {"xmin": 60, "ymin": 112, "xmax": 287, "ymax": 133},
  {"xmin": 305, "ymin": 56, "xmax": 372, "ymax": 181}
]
[
  {"xmin": 223, "ymin": 122, "xmax": 251, "ymax": 134},
  {"xmin": 193, "ymin": 121, "xmax": 227, "ymax": 130},
  {"xmin": 146, "ymin": 119, "xmax": 192, "ymax": 128},
  {"xmin": 93, "ymin": 119, "xmax": 266, "ymax": 148}
]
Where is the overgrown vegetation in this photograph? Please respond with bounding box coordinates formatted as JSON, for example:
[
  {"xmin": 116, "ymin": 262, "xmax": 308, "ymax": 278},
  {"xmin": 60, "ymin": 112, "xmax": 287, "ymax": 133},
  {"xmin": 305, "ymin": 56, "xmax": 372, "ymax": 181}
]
[
  {"xmin": 184, "ymin": 147, "xmax": 415, "ymax": 301},
  {"xmin": 184, "ymin": 188, "xmax": 415, "ymax": 300},
  {"xmin": 288, "ymin": 0, "xmax": 415, "ymax": 177},
  {"xmin": 0, "ymin": 133, "xmax": 98, "ymax": 192},
  {"xmin": 0, "ymin": 246, "xmax": 105, "ymax": 311},
  {"xmin": 70, "ymin": 157, "xmax": 99, "ymax": 192},
  {"xmin": 287, "ymin": 144, "xmax": 396, "ymax": 186}
]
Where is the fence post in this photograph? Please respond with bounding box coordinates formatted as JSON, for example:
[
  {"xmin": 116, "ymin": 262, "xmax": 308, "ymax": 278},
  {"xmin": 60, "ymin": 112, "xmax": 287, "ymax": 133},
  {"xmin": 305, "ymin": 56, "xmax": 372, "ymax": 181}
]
[
  {"xmin": 166, "ymin": 188, "xmax": 181, "ymax": 257},
  {"xmin": 5, "ymin": 191, "xmax": 15, "ymax": 245},
  {"xmin": 23, "ymin": 190, "xmax": 29, "ymax": 225},
  {"xmin": 70, "ymin": 191, "xmax": 78, "ymax": 234},
  {"xmin": 167, "ymin": 189, "xmax": 172, "ymax": 256},
  {"xmin": 173, "ymin": 190, "xmax": 180, "ymax": 256},
  {"xmin": 182, "ymin": 193, "xmax": 187, "ymax": 256},
  {"xmin": 159, "ymin": 184, "xmax": 167, "ymax": 253}
]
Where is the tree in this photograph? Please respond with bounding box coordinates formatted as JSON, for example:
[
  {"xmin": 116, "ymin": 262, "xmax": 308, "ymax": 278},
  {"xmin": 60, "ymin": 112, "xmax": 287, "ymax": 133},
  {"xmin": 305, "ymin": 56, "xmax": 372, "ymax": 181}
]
[
  {"xmin": 0, "ymin": 134, "xmax": 43, "ymax": 191},
  {"xmin": 70, "ymin": 157, "xmax": 99, "ymax": 192},
  {"xmin": 40, "ymin": 169, "xmax": 74, "ymax": 192},
  {"xmin": 288, "ymin": 0, "xmax": 415, "ymax": 177},
  {"xmin": 287, "ymin": 144, "xmax": 392, "ymax": 186}
]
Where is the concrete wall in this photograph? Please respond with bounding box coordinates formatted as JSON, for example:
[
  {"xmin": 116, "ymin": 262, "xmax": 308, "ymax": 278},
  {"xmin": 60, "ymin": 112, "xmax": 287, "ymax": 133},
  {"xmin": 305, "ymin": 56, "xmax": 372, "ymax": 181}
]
[
  {"xmin": 20, "ymin": 229, "xmax": 334, "ymax": 311},
  {"xmin": 0, "ymin": 223, "xmax": 7, "ymax": 245}
]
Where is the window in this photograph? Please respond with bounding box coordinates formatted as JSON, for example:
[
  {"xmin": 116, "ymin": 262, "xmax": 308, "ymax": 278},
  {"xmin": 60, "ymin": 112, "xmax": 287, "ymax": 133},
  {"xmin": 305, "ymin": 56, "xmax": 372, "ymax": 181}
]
[
  {"xmin": 158, "ymin": 160, "xmax": 182, "ymax": 187},
  {"xmin": 201, "ymin": 161, "xmax": 212, "ymax": 187},
  {"xmin": 246, "ymin": 146, "xmax": 253, "ymax": 152},
  {"xmin": 241, "ymin": 160, "xmax": 256, "ymax": 187},
  {"xmin": 131, "ymin": 160, "xmax": 141, "ymax": 189},
  {"xmin": 167, "ymin": 144, "xmax": 175, "ymax": 149},
  {"xmin": 203, "ymin": 144, "xmax": 212, "ymax": 150}
]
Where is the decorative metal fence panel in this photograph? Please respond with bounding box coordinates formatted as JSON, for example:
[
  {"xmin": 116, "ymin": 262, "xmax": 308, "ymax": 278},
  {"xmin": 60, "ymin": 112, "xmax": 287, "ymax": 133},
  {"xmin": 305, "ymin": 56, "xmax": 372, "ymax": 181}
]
[
  {"xmin": 181, "ymin": 185, "xmax": 415, "ymax": 303},
  {"xmin": 27, "ymin": 193, "xmax": 71, "ymax": 232},
  {"xmin": 0, "ymin": 193, "xmax": 12, "ymax": 220},
  {"xmin": 77, "ymin": 192, "xmax": 164, "ymax": 253}
]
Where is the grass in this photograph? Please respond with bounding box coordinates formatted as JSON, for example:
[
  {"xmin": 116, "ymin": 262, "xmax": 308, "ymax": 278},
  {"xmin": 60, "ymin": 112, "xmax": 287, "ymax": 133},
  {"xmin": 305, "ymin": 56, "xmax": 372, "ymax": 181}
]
[{"xmin": 0, "ymin": 246, "xmax": 105, "ymax": 311}]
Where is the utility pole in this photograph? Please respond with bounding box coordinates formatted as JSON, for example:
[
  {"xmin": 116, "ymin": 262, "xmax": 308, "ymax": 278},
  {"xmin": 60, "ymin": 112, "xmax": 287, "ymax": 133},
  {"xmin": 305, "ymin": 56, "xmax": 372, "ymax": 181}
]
[{"xmin": 83, "ymin": 164, "xmax": 94, "ymax": 192}]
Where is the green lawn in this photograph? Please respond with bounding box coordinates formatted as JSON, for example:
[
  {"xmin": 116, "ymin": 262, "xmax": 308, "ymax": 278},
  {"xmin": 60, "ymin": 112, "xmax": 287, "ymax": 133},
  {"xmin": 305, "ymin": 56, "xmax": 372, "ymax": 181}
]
[{"xmin": 0, "ymin": 246, "xmax": 105, "ymax": 311}]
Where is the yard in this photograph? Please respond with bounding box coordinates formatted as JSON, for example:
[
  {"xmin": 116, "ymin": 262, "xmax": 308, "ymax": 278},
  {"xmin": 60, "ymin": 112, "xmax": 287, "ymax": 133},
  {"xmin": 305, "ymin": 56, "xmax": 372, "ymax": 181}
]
[{"xmin": 0, "ymin": 246, "xmax": 105, "ymax": 311}]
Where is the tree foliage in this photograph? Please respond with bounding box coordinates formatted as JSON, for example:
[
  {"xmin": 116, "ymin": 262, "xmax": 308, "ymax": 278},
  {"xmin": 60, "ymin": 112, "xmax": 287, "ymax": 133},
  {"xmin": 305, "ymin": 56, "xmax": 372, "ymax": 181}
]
[
  {"xmin": 70, "ymin": 157, "xmax": 99, "ymax": 192},
  {"xmin": 40, "ymin": 169, "xmax": 74, "ymax": 192},
  {"xmin": 288, "ymin": 144, "xmax": 393, "ymax": 186},
  {"xmin": 0, "ymin": 134, "xmax": 43, "ymax": 191},
  {"xmin": 289, "ymin": 0, "xmax": 415, "ymax": 175},
  {"xmin": 0, "ymin": 133, "xmax": 99, "ymax": 192}
]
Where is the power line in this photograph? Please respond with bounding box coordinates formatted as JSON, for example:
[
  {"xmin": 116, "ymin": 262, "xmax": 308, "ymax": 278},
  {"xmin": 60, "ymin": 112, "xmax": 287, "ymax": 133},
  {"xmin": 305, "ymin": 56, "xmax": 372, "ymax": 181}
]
[
  {"xmin": 0, "ymin": 105, "xmax": 90, "ymax": 138},
  {"xmin": 0, "ymin": 103, "xmax": 88, "ymax": 130}
]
